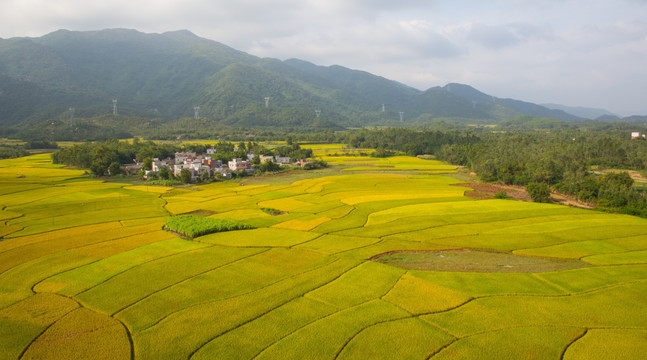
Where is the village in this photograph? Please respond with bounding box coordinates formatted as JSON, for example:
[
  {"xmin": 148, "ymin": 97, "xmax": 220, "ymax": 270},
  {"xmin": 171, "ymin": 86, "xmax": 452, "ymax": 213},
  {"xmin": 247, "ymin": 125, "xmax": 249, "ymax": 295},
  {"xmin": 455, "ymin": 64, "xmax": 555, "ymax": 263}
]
[{"xmin": 144, "ymin": 145, "xmax": 315, "ymax": 182}]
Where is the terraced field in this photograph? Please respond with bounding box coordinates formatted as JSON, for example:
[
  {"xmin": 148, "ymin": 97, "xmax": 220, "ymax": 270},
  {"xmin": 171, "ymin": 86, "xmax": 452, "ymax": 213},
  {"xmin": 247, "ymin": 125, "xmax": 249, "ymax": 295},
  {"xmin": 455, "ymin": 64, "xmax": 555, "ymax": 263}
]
[{"xmin": 1, "ymin": 152, "xmax": 646, "ymax": 359}]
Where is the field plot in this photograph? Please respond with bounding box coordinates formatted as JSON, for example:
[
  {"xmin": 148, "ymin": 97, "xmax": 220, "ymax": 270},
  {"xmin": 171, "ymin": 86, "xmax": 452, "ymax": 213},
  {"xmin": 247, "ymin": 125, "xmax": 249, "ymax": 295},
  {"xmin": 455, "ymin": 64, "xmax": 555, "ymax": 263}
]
[{"xmin": 1, "ymin": 153, "xmax": 646, "ymax": 359}]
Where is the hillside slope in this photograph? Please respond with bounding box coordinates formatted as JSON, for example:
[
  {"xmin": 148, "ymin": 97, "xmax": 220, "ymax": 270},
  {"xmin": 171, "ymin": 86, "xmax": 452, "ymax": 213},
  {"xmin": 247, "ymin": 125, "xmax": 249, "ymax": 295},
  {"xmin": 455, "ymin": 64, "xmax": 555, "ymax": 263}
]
[{"xmin": 0, "ymin": 28, "xmax": 599, "ymax": 138}]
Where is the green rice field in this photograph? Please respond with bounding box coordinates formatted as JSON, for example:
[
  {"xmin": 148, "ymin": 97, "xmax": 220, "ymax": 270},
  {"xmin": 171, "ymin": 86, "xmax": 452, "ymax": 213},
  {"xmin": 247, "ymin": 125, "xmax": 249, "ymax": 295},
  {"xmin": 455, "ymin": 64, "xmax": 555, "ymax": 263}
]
[{"xmin": 1, "ymin": 152, "xmax": 646, "ymax": 359}]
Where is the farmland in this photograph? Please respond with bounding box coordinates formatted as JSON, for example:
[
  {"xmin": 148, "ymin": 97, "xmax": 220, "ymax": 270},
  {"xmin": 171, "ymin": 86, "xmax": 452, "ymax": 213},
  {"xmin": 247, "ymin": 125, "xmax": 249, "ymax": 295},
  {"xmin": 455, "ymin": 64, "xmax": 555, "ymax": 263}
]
[{"xmin": 1, "ymin": 151, "xmax": 646, "ymax": 359}]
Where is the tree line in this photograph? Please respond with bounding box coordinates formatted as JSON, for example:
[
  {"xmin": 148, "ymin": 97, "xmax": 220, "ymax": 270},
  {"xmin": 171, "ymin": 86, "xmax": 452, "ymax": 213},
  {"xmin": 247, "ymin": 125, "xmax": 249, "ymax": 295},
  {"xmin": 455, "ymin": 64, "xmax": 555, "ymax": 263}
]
[
  {"xmin": 437, "ymin": 131, "xmax": 647, "ymax": 215},
  {"xmin": 330, "ymin": 127, "xmax": 647, "ymax": 216}
]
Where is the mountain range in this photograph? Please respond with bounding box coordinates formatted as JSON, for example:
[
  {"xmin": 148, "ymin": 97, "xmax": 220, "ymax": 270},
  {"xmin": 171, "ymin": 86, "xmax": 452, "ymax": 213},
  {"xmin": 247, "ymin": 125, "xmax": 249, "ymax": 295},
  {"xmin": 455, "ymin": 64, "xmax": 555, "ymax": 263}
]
[{"xmin": 0, "ymin": 28, "xmax": 642, "ymax": 139}]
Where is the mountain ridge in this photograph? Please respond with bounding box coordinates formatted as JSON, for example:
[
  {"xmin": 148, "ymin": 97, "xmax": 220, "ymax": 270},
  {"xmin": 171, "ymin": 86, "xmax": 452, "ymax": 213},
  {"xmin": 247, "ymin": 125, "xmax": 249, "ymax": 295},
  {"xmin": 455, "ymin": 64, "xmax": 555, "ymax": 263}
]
[{"xmin": 1, "ymin": 28, "xmax": 641, "ymax": 139}]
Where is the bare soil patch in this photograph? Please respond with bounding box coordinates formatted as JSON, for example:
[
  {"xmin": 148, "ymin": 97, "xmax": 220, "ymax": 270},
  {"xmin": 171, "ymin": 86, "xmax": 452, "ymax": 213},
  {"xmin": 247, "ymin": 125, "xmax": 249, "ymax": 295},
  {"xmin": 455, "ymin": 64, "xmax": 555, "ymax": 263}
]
[
  {"xmin": 181, "ymin": 209, "xmax": 216, "ymax": 217},
  {"xmin": 373, "ymin": 249, "xmax": 591, "ymax": 273},
  {"xmin": 455, "ymin": 182, "xmax": 531, "ymax": 201},
  {"xmin": 454, "ymin": 181, "xmax": 594, "ymax": 209}
]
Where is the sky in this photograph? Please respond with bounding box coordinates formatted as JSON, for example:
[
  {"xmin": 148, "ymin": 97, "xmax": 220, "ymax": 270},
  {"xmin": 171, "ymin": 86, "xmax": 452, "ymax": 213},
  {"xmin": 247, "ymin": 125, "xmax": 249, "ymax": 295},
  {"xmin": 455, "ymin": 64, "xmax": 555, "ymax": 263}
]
[{"xmin": 1, "ymin": 0, "xmax": 646, "ymax": 116}]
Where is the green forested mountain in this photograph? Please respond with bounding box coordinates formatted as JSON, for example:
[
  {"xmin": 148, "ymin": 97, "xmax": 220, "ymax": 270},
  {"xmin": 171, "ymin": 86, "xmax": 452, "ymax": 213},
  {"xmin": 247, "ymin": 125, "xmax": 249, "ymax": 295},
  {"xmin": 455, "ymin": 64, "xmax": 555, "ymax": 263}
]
[{"xmin": 0, "ymin": 28, "xmax": 610, "ymax": 139}]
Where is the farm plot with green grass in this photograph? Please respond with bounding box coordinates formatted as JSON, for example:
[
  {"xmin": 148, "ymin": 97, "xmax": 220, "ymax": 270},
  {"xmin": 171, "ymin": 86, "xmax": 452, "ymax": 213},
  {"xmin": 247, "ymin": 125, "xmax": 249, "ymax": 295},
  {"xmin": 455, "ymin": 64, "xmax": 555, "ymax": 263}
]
[{"xmin": 1, "ymin": 152, "xmax": 646, "ymax": 359}]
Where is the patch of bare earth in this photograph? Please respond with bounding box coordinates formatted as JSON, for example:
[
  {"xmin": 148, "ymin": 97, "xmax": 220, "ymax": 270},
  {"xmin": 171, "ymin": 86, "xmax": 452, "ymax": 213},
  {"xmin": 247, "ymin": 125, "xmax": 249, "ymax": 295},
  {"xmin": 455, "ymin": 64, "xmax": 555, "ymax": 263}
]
[
  {"xmin": 454, "ymin": 182, "xmax": 531, "ymax": 201},
  {"xmin": 373, "ymin": 249, "xmax": 591, "ymax": 273},
  {"xmin": 454, "ymin": 182, "xmax": 594, "ymax": 209},
  {"xmin": 181, "ymin": 210, "xmax": 216, "ymax": 217}
]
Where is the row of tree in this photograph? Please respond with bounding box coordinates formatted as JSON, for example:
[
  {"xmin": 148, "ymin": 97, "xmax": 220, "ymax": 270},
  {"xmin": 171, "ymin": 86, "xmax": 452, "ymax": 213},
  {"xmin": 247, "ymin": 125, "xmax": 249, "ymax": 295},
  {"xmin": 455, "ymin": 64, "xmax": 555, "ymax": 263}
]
[
  {"xmin": 328, "ymin": 127, "xmax": 647, "ymax": 216},
  {"xmin": 0, "ymin": 140, "xmax": 58, "ymax": 160},
  {"xmin": 52, "ymin": 139, "xmax": 182, "ymax": 176},
  {"xmin": 436, "ymin": 131, "xmax": 647, "ymax": 215}
]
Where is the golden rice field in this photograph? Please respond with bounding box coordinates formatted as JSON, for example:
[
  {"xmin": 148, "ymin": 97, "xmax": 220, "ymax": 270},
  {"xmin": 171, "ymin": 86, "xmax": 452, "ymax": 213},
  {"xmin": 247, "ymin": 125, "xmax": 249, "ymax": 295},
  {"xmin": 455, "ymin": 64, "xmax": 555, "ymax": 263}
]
[{"xmin": 1, "ymin": 151, "xmax": 646, "ymax": 359}]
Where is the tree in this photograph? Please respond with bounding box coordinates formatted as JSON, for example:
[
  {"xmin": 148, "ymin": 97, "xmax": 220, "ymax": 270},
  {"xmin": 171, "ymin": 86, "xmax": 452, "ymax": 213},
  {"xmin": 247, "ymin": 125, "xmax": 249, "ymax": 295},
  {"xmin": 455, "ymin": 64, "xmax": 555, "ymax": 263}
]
[
  {"xmin": 90, "ymin": 159, "xmax": 107, "ymax": 176},
  {"xmin": 142, "ymin": 157, "xmax": 153, "ymax": 170},
  {"xmin": 494, "ymin": 191, "xmax": 507, "ymax": 199},
  {"xmin": 201, "ymin": 171, "xmax": 211, "ymax": 183},
  {"xmin": 107, "ymin": 162, "xmax": 121, "ymax": 176},
  {"xmin": 260, "ymin": 160, "xmax": 280, "ymax": 172},
  {"xmin": 251, "ymin": 155, "xmax": 261, "ymax": 166},
  {"xmin": 526, "ymin": 182, "xmax": 551, "ymax": 203},
  {"xmin": 158, "ymin": 166, "xmax": 171, "ymax": 180},
  {"xmin": 180, "ymin": 168, "xmax": 192, "ymax": 184}
]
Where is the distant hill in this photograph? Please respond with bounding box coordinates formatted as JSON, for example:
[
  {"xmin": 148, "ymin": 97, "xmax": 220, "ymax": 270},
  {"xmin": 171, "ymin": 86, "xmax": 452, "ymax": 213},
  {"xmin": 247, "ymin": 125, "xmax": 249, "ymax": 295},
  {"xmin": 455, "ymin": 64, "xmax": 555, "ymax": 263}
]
[
  {"xmin": 541, "ymin": 103, "xmax": 616, "ymax": 120},
  {"xmin": 0, "ymin": 28, "xmax": 619, "ymax": 139},
  {"xmin": 443, "ymin": 83, "xmax": 584, "ymax": 122}
]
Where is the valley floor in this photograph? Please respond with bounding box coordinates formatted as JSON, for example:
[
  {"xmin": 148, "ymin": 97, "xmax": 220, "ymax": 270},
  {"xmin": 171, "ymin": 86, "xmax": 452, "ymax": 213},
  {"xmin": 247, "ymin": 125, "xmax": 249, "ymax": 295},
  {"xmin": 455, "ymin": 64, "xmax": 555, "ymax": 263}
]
[{"xmin": 1, "ymin": 152, "xmax": 646, "ymax": 359}]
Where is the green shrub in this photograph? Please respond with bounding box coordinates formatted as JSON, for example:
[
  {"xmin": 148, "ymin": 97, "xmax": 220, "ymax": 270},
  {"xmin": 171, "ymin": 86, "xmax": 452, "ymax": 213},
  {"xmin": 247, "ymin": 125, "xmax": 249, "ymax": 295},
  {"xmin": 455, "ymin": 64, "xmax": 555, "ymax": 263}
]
[
  {"xmin": 494, "ymin": 191, "xmax": 508, "ymax": 199},
  {"xmin": 261, "ymin": 208, "xmax": 285, "ymax": 216},
  {"xmin": 526, "ymin": 182, "xmax": 551, "ymax": 203},
  {"xmin": 163, "ymin": 215, "xmax": 254, "ymax": 238}
]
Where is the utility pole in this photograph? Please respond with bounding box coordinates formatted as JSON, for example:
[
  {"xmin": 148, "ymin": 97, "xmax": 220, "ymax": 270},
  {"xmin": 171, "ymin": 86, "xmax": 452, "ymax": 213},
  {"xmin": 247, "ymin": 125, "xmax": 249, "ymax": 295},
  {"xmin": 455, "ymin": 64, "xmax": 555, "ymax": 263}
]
[{"xmin": 69, "ymin": 107, "xmax": 75, "ymax": 127}]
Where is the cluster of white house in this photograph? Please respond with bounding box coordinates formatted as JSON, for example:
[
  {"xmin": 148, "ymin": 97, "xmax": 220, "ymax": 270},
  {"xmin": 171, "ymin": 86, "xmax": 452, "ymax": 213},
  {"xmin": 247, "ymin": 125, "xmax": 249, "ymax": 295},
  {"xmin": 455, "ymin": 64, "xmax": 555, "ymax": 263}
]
[
  {"xmin": 631, "ymin": 132, "xmax": 646, "ymax": 140},
  {"xmin": 145, "ymin": 148, "xmax": 302, "ymax": 180}
]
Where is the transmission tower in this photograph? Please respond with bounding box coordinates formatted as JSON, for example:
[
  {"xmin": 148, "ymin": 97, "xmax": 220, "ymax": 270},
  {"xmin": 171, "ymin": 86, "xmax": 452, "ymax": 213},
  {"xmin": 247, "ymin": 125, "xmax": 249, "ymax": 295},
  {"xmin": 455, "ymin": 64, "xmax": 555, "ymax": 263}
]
[
  {"xmin": 315, "ymin": 109, "xmax": 321, "ymax": 118},
  {"xmin": 69, "ymin": 107, "xmax": 76, "ymax": 127},
  {"xmin": 382, "ymin": 104, "xmax": 385, "ymax": 112},
  {"xmin": 112, "ymin": 99, "xmax": 118, "ymax": 115},
  {"xmin": 264, "ymin": 97, "xmax": 270, "ymax": 107},
  {"xmin": 399, "ymin": 111, "xmax": 404, "ymax": 123},
  {"xmin": 194, "ymin": 106, "xmax": 200, "ymax": 119}
]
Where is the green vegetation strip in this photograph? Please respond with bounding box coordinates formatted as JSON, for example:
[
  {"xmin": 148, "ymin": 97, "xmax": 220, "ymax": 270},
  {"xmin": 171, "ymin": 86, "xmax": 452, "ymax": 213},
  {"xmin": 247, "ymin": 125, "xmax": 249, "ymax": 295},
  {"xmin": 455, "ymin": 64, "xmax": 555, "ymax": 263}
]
[
  {"xmin": 374, "ymin": 249, "xmax": 591, "ymax": 273},
  {"xmin": 163, "ymin": 215, "xmax": 254, "ymax": 239}
]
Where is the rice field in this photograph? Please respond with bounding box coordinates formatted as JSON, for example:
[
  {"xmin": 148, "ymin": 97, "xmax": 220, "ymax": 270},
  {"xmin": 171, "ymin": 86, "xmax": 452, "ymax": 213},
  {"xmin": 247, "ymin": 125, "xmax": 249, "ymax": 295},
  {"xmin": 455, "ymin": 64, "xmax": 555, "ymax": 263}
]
[{"xmin": 1, "ymin": 152, "xmax": 646, "ymax": 359}]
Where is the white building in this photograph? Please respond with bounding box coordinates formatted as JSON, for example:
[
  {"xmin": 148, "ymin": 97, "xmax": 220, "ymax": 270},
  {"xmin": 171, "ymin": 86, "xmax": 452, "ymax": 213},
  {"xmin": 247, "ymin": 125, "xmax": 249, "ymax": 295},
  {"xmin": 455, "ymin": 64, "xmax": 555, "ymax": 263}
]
[
  {"xmin": 228, "ymin": 158, "xmax": 250, "ymax": 171},
  {"xmin": 173, "ymin": 163, "xmax": 192, "ymax": 177},
  {"xmin": 259, "ymin": 155, "xmax": 275, "ymax": 163},
  {"xmin": 151, "ymin": 158, "xmax": 170, "ymax": 172},
  {"xmin": 174, "ymin": 152, "xmax": 196, "ymax": 164},
  {"xmin": 275, "ymin": 156, "xmax": 291, "ymax": 165}
]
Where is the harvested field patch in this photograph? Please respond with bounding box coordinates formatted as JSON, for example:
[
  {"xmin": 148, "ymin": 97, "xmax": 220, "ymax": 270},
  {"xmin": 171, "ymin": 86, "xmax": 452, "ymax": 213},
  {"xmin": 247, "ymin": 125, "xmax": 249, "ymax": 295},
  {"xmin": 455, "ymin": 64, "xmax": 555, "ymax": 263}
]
[
  {"xmin": 456, "ymin": 182, "xmax": 531, "ymax": 201},
  {"xmin": 373, "ymin": 249, "xmax": 591, "ymax": 273},
  {"xmin": 181, "ymin": 209, "xmax": 216, "ymax": 217}
]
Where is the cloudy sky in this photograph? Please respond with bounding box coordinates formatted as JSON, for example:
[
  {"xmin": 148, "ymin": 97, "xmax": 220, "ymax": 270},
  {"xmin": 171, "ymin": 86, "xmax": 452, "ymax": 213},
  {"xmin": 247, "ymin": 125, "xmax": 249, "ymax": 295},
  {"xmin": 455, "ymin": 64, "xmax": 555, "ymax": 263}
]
[{"xmin": 1, "ymin": 0, "xmax": 646, "ymax": 115}]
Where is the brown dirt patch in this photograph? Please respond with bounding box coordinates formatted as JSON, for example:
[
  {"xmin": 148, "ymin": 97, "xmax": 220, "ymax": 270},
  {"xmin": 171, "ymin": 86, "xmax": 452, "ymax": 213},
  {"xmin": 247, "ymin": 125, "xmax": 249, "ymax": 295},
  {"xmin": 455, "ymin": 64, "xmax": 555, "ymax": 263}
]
[
  {"xmin": 454, "ymin": 183, "xmax": 531, "ymax": 201},
  {"xmin": 373, "ymin": 249, "xmax": 591, "ymax": 273},
  {"xmin": 454, "ymin": 182, "xmax": 594, "ymax": 209},
  {"xmin": 181, "ymin": 209, "xmax": 216, "ymax": 217}
]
